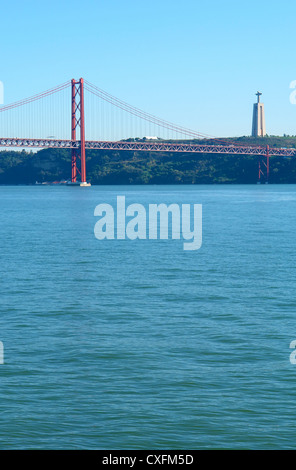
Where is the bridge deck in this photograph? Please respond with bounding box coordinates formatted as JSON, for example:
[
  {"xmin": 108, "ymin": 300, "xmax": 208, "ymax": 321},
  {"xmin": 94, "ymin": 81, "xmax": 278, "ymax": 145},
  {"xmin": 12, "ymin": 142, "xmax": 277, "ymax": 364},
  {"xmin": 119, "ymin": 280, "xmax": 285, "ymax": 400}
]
[{"xmin": 0, "ymin": 138, "xmax": 295, "ymax": 157}]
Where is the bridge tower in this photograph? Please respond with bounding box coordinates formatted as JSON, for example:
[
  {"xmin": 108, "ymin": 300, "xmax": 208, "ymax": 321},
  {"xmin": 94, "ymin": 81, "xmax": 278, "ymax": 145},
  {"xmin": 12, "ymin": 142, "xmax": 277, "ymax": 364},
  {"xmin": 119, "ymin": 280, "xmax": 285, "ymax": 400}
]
[{"xmin": 71, "ymin": 78, "xmax": 90, "ymax": 186}]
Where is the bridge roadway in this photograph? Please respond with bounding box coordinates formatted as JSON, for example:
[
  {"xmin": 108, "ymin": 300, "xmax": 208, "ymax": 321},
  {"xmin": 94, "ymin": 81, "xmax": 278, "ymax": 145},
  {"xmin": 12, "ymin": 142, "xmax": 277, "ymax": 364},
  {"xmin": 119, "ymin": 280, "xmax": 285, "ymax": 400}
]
[{"xmin": 1, "ymin": 137, "xmax": 296, "ymax": 157}]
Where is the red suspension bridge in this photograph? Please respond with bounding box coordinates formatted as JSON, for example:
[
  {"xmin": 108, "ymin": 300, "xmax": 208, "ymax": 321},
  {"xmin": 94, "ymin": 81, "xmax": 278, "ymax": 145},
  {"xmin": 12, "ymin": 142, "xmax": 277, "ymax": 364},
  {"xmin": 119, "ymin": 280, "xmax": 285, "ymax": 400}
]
[{"xmin": 0, "ymin": 78, "xmax": 295, "ymax": 185}]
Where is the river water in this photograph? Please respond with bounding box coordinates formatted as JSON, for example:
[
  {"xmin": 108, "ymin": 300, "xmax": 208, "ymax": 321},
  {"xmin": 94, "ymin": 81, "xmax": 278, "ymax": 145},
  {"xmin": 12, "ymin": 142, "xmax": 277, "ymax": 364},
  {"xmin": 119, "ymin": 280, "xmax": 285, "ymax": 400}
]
[{"xmin": 0, "ymin": 184, "xmax": 296, "ymax": 449}]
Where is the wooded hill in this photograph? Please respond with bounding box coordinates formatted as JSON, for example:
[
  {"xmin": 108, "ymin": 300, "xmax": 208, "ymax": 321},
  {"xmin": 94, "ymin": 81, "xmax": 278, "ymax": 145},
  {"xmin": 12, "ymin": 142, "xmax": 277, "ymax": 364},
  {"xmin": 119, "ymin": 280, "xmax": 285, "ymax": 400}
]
[{"xmin": 1, "ymin": 136, "xmax": 296, "ymax": 184}]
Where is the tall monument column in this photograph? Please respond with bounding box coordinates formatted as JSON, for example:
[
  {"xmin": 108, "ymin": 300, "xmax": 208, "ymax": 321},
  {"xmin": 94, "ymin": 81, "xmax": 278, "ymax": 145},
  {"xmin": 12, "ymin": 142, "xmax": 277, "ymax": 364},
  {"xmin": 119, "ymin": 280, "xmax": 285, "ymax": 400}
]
[{"xmin": 252, "ymin": 91, "xmax": 266, "ymax": 137}]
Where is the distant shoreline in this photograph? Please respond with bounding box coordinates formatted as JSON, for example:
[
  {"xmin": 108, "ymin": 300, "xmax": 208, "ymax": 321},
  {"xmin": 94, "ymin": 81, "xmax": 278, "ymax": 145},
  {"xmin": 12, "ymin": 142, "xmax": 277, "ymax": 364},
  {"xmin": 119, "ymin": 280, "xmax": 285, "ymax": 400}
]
[{"xmin": 1, "ymin": 136, "xmax": 296, "ymax": 185}]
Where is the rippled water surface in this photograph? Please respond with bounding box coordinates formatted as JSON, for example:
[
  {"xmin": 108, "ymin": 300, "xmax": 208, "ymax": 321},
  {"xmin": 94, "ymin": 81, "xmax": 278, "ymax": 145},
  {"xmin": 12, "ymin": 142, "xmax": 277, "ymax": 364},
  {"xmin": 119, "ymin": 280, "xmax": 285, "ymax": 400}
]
[{"xmin": 1, "ymin": 184, "xmax": 296, "ymax": 449}]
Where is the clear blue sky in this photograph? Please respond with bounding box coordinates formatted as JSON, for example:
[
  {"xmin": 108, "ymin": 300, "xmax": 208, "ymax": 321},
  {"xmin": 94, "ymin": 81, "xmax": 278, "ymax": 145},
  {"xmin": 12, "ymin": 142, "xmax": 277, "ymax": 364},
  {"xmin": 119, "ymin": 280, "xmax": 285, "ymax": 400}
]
[{"xmin": 1, "ymin": 0, "xmax": 296, "ymax": 137}]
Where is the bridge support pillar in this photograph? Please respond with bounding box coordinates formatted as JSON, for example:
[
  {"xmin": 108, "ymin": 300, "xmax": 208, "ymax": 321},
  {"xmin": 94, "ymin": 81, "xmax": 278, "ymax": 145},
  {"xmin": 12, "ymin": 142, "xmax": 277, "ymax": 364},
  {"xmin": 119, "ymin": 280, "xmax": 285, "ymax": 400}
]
[{"xmin": 258, "ymin": 145, "xmax": 270, "ymax": 184}]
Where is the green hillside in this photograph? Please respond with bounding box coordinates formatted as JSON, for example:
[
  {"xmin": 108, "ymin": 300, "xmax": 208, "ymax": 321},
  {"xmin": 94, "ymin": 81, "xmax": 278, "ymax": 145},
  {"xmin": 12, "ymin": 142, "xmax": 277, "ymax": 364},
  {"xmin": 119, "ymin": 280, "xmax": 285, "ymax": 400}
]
[{"xmin": 1, "ymin": 136, "xmax": 296, "ymax": 185}]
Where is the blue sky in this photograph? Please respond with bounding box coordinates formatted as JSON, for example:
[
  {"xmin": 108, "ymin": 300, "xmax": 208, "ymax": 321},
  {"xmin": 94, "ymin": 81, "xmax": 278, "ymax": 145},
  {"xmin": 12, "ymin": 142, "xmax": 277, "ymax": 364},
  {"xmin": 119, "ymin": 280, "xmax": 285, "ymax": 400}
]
[{"xmin": 1, "ymin": 0, "xmax": 296, "ymax": 137}]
